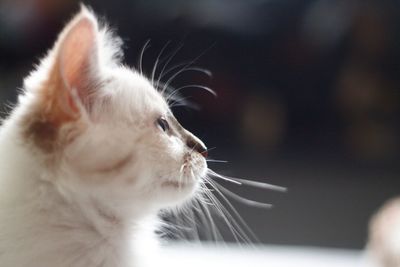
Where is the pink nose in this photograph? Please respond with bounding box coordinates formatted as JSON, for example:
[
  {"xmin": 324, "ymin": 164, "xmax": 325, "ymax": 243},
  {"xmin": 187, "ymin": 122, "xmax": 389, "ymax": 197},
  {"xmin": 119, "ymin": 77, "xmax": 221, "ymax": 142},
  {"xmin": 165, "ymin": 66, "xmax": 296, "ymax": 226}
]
[
  {"xmin": 200, "ymin": 149, "xmax": 208, "ymax": 158},
  {"xmin": 186, "ymin": 138, "xmax": 208, "ymax": 158}
]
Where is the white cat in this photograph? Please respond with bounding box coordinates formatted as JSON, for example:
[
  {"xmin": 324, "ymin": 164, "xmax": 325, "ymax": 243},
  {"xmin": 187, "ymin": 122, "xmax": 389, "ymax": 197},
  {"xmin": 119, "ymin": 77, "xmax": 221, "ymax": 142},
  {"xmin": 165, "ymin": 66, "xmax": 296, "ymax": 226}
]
[{"xmin": 0, "ymin": 6, "xmax": 208, "ymax": 267}]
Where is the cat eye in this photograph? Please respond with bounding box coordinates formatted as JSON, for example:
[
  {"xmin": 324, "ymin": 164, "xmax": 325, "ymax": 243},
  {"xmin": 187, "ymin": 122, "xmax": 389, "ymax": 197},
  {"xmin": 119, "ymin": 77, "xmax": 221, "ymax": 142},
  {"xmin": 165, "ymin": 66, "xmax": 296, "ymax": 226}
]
[{"xmin": 156, "ymin": 117, "xmax": 169, "ymax": 132}]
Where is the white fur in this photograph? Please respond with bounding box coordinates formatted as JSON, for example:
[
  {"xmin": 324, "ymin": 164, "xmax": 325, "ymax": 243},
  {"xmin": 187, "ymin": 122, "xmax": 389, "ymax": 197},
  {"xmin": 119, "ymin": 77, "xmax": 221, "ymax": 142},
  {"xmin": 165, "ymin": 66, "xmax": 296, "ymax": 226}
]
[{"xmin": 0, "ymin": 6, "xmax": 207, "ymax": 267}]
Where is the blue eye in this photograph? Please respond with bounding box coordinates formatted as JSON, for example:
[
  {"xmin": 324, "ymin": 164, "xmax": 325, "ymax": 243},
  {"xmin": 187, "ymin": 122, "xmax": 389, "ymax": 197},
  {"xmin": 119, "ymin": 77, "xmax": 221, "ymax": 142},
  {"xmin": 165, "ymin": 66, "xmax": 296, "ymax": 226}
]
[{"xmin": 156, "ymin": 117, "xmax": 169, "ymax": 132}]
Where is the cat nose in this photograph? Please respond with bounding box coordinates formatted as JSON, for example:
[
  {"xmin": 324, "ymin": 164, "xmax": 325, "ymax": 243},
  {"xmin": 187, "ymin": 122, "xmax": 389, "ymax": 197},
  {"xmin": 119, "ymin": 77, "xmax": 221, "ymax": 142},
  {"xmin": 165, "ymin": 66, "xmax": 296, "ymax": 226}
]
[{"xmin": 186, "ymin": 137, "xmax": 208, "ymax": 158}]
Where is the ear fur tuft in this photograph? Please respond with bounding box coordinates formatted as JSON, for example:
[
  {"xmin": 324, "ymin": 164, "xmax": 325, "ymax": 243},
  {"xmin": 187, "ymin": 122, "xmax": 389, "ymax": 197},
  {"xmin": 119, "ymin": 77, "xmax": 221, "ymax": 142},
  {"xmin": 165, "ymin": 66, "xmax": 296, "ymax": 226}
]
[
  {"xmin": 39, "ymin": 6, "xmax": 100, "ymax": 123},
  {"xmin": 21, "ymin": 6, "xmax": 103, "ymax": 151}
]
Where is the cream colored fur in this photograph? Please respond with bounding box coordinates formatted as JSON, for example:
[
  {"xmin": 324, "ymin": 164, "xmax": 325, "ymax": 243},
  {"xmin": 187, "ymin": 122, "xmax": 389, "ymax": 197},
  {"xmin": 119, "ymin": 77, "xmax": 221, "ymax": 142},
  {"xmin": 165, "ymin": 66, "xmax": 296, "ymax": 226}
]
[{"xmin": 0, "ymin": 6, "xmax": 207, "ymax": 267}]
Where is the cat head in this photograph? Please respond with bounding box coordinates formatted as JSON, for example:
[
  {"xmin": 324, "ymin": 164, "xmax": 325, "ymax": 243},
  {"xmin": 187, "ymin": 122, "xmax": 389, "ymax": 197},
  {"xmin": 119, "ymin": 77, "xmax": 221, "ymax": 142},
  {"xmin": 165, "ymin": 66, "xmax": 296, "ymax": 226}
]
[{"xmin": 18, "ymin": 6, "xmax": 208, "ymax": 211}]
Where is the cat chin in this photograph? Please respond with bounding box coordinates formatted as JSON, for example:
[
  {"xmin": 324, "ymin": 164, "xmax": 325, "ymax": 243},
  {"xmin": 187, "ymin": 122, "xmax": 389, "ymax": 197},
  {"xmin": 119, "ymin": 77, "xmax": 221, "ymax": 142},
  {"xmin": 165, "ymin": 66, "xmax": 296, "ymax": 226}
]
[{"xmin": 154, "ymin": 180, "xmax": 200, "ymax": 207}]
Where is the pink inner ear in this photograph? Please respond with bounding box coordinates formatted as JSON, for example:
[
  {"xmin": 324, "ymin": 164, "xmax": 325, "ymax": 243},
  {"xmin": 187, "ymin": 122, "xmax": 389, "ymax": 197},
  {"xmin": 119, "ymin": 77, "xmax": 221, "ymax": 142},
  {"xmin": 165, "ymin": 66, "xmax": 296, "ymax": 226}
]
[{"xmin": 58, "ymin": 17, "xmax": 98, "ymax": 107}]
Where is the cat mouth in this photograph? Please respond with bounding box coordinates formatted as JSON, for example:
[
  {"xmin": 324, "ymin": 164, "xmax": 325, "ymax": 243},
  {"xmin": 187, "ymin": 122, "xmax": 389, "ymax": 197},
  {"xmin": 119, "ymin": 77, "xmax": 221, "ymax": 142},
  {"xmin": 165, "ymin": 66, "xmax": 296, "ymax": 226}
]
[
  {"xmin": 161, "ymin": 161, "xmax": 205, "ymax": 189},
  {"xmin": 161, "ymin": 180, "xmax": 194, "ymax": 188}
]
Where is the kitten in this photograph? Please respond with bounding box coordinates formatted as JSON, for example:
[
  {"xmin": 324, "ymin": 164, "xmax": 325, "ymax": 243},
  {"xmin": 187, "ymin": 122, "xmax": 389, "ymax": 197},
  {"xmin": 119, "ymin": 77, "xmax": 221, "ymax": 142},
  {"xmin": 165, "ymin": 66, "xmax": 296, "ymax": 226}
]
[{"xmin": 0, "ymin": 6, "xmax": 208, "ymax": 267}]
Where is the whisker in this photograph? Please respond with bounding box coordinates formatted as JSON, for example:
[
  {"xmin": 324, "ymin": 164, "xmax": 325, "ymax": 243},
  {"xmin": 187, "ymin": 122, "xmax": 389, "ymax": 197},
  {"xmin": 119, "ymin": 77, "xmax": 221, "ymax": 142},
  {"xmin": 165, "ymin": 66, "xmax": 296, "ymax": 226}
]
[
  {"xmin": 195, "ymin": 186, "xmax": 214, "ymax": 206},
  {"xmin": 193, "ymin": 193, "xmax": 223, "ymax": 242},
  {"xmin": 208, "ymin": 169, "xmax": 287, "ymax": 192},
  {"xmin": 213, "ymin": 182, "xmax": 273, "ymax": 209},
  {"xmin": 167, "ymin": 94, "xmax": 196, "ymax": 109},
  {"xmin": 161, "ymin": 67, "xmax": 212, "ymax": 96},
  {"xmin": 207, "ymin": 169, "xmax": 241, "ymax": 185},
  {"xmin": 206, "ymin": 159, "xmax": 228, "ymax": 163},
  {"xmin": 205, "ymin": 147, "xmax": 217, "ymax": 153},
  {"xmin": 178, "ymin": 84, "xmax": 216, "ymax": 97},
  {"xmin": 201, "ymin": 187, "xmax": 244, "ymax": 242},
  {"xmin": 159, "ymin": 42, "xmax": 215, "ymax": 85},
  {"xmin": 138, "ymin": 39, "xmax": 151, "ymax": 75},
  {"xmin": 188, "ymin": 141, "xmax": 200, "ymax": 155},
  {"xmin": 155, "ymin": 43, "xmax": 184, "ymax": 89},
  {"xmin": 156, "ymin": 82, "xmax": 199, "ymax": 110},
  {"xmin": 166, "ymin": 85, "xmax": 216, "ymax": 103},
  {"xmin": 204, "ymin": 177, "xmax": 256, "ymax": 243},
  {"xmin": 158, "ymin": 61, "xmax": 191, "ymax": 82},
  {"xmin": 232, "ymin": 178, "xmax": 287, "ymax": 192},
  {"xmin": 151, "ymin": 41, "xmax": 171, "ymax": 86},
  {"xmin": 178, "ymin": 163, "xmax": 186, "ymax": 191},
  {"xmin": 168, "ymin": 101, "xmax": 199, "ymax": 110}
]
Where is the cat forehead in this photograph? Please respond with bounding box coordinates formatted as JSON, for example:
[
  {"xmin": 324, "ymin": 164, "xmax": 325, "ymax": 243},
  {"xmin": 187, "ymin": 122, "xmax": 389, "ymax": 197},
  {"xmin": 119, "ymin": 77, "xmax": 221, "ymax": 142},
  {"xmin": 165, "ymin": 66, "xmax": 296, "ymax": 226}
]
[{"xmin": 105, "ymin": 67, "xmax": 169, "ymax": 114}]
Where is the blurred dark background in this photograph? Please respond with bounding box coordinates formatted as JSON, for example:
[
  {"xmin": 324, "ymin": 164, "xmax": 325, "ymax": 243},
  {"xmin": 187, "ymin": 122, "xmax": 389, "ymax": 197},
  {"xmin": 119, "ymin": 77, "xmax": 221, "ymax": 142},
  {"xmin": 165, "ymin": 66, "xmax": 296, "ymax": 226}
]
[{"xmin": 0, "ymin": 0, "xmax": 399, "ymax": 249}]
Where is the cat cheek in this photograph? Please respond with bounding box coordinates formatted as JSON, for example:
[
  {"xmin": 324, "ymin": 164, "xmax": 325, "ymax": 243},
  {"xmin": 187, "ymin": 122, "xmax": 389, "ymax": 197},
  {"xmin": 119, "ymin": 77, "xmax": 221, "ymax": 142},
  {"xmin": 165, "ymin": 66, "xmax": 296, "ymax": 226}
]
[{"xmin": 95, "ymin": 153, "xmax": 135, "ymax": 174}]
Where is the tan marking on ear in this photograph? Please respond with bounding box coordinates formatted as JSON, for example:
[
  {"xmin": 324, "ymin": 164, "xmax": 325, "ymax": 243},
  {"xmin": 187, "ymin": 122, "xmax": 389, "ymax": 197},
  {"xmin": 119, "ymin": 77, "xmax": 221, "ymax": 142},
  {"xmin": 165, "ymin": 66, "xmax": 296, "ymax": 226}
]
[
  {"xmin": 21, "ymin": 67, "xmax": 81, "ymax": 153},
  {"xmin": 24, "ymin": 119, "xmax": 59, "ymax": 152},
  {"xmin": 21, "ymin": 13, "xmax": 99, "ymax": 153},
  {"xmin": 39, "ymin": 59, "xmax": 81, "ymax": 125}
]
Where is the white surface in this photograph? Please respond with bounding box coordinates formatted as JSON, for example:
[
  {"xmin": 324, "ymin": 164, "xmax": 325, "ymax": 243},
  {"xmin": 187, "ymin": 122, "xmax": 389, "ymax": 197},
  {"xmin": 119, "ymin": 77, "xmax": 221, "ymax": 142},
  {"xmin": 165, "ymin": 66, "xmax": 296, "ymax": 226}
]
[{"xmin": 158, "ymin": 243, "xmax": 378, "ymax": 267}]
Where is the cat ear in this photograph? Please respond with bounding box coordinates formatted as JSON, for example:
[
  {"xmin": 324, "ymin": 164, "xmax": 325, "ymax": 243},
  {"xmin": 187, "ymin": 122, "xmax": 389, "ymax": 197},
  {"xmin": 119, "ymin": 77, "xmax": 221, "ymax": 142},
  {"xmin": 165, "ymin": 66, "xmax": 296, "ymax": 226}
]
[
  {"xmin": 39, "ymin": 7, "xmax": 100, "ymax": 124},
  {"xmin": 57, "ymin": 8, "xmax": 99, "ymax": 108}
]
